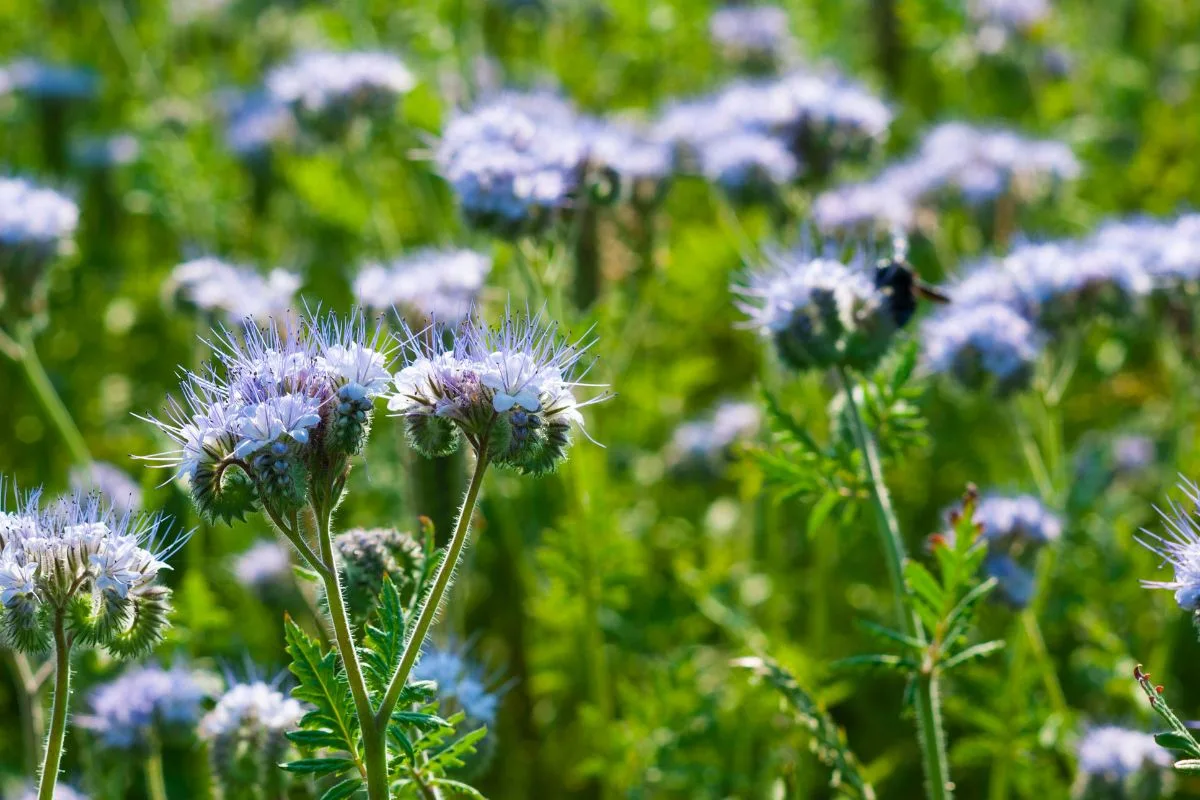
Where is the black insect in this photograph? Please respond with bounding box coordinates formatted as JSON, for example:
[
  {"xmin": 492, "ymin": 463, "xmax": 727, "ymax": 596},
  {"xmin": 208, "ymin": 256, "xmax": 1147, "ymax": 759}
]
[{"xmin": 874, "ymin": 258, "xmax": 951, "ymax": 327}]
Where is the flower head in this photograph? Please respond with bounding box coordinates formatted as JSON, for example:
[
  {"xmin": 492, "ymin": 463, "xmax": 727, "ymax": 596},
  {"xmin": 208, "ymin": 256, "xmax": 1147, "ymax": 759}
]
[
  {"xmin": 668, "ymin": 401, "xmax": 761, "ymax": 476},
  {"xmin": 168, "ymin": 257, "xmax": 301, "ymax": 325},
  {"xmin": 335, "ymin": 527, "xmax": 425, "ymax": 621},
  {"xmin": 0, "ymin": 482, "xmax": 187, "ymax": 657},
  {"xmin": 736, "ymin": 243, "xmax": 896, "ymax": 372},
  {"xmin": 139, "ymin": 312, "xmax": 394, "ymax": 522},
  {"xmin": 1076, "ymin": 725, "xmax": 1170, "ymax": 781},
  {"xmin": 354, "ymin": 248, "xmax": 492, "ymax": 324},
  {"xmin": 0, "ymin": 177, "xmax": 79, "ymax": 318},
  {"xmin": 709, "ymin": 5, "xmax": 795, "ymax": 71},
  {"xmin": 389, "ymin": 308, "xmax": 609, "ymax": 474},
  {"xmin": 413, "ymin": 640, "xmax": 507, "ymax": 728},
  {"xmin": 200, "ymin": 677, "xmax": 305, "ymax": 792},
  {"xmin": 80, "ymin": 662, "xmax": 218, "ymax": 749},
  {"xmin": 699, "ymin": 132, "xmax": 800, "ymax": 204},
  {"xmin": 219, "ymin": 91, "xmax": 296, "ymax": 157},
  {"xmin": 233, "ymin": 539, "xmax": 293, "ymax": 591},
  {"xmin": 265, "ymin": 50, "xmax": 415, "ymax": 133},
  {"xmin": 1, "ymin": 59, "xmax": 98, "ymax": 100},
  {"xmin": 921, "ymin": 302, "xmax": 1041, "ymax": 395},
  {"xmin": 1139, "ymin": 480, "xmax": 1200, "ymax": 610}
]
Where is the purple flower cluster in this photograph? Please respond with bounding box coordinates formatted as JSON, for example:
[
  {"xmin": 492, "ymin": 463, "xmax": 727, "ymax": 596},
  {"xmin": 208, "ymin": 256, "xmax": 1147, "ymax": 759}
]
[
  {"xmin": 667, "ymin": 401, "xmax": 762, "ymax": 475},
  {"xmin": 815, "ymin": 122, "xmax": 1078, "ymax": 235},
  {"xmin": 354, "ymin": 248, "xmax": 492, "ymax": 324},
  {"xmin": 168, "ymin": 257, "xmax": 301, "ymax": 325},
  {"xmin": 708, "ymin": 5, "xmax": 795, "ymax": 71},
  {"xmin": 80, "ymin": 662, "xmax": 217, "ymax": 749}
]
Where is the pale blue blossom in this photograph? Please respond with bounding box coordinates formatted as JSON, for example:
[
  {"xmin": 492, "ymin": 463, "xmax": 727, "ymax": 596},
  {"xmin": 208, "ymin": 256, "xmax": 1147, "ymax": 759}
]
[
  {"xmin": 921, "ymin": 302, "xmax": 1041, "ymax": 394},
  {"xmin": 1076, "ymin": 725, "xmax": 1170, "ymax": 780},
  {"xmin": 266, "ymin": 51, "xmax": 415, "ymax": 119},
  {"xmin": 1140, "ymin": 480, "xmax": 1200, "ymax": 610},
  {"xmin": 80, "ymin": 662, "xmax": 217, "ymax": 749},
  {"xmin": 354, "ymin": 248, "xmax": 492, "ymax": 323}
]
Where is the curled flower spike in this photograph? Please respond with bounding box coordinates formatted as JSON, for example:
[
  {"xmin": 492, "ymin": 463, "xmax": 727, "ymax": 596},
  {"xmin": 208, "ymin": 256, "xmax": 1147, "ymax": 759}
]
[
  {"xmin": 389, "ymin": 308, "xmax": 611, "ymax": 475},
  {"xmin": 1139, "ymin": 479, "xmax": 1200, "ymax": 611},
  {"xmin": 138, "ymin": 311, "xmax": 395, "ymax": 523},
  {"xmin": 0, "ymin": 482, "xmax": 189, "ymax": 658},
  {"xmin": 735, "ymin": 242, "xmax": 896, "ymax": 373}
]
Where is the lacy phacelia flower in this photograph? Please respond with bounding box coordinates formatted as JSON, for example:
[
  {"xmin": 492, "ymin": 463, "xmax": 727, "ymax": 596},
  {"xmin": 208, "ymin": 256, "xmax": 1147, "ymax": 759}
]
[
  {"xmin": 0, "ymin": 485, "xmax": 186, "ymax": 658},
  {"xmin": 1140, "ymin": 480, "xmax": 1200, "ymax": 611},
  {"xmin": 80, "ymin": 662, "xmax": 217, "ymax": 749},
  {"xmin": 699, "ymin": 131, "xmax": 800, "ymax": 204},
  {"xmin": 200, "ymin": 679, "xmax": 305, "ymax": 791},
  {"xmin": 389, "ymin": 309, "xmax": 610, "ymax": 475},
  {"xmin": 947, "ymin": 492, "xmax": 1061, "ymax": 608},
  {"xmin": 168, "ymin": 257, "xmax": 301, "ymax": 325},
  {"xmin": 920, "ymin": 302, "xmax": 1041, "ymax": 395},
  {"xmin": 1111, "ymin": 435, "xmax": 1155, "ymax": 476},
  {"xmin": 736, "ymin": 244, "xmax": 896, "ymax": 372},
  {"xmin": 709, "ymin": 5, "xmax": 795, "ymax": 71},
  {"xmin": 1076, "ymin": 725, "xmax": 1170, "ymax": 781},
  {"xmin": 814, "ymin": 122, "xmax": 1078, "ymax": 234},
  {"xmin": 413, "ymin": 641, "xmax": 506, "ymax": 729},
  {"xmin": 334, "ymin": 527, "xmax": 425, "ymax": 620},
  {"xmin": 655, "ymin": 71, "xmax": 891, "ymax": 178},
  {"xmin": 354, "ymin": 248, "xmax": 492, "ymax": 324},
  {"xmin": 265, "ymin": 50, "xmax": 415, "ymax": 133},
  {"xmin": 667, "ymin": 401, "xmax": 762, "ymax": 476},
  {"xmin": 140, "ymin": 313, "xmax": 394, "ymax": 522},
  {"xmin": 0, "ymin": 177, "xmax": 79, "ymax": 317},
  {"xmin": 219, "ymin": 91, "xmax": 296, "ymax": 158},
  {"xmin": 0, "ymin": 59, "xmax": 98, "ymax": 100},
  {"xmin": 436, "ymin": 92, "xmax": 588, "ymax": 236},
  {"xmin": 70, "ymin": 462, "xmax": 143, "ymax": 516}
]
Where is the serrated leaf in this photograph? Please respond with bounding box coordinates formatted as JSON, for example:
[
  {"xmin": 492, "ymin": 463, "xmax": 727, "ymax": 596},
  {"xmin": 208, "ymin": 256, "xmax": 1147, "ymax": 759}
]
[
  {"xmin": 903, "ymin": 560, "xmax": 945, "ymax": 613},
  {"xmin": 286, "ymin": 729, "xmax": 351, "ymax": 749},
  {"xmin": 284, "ymin": 618, "xmax": 361, "ymax": 762},
  {"xmin": 319, "ymin": 777, "xmax": 363, "ymax": 800},
  {"xmin": 760, "ymin": 387, "xmax": 823, "ymax": 455},
  {"xmin": 941, "ymin": 578, "xmax": 998, "ymax": 647},
  {"xmin": 281, "ymin": 757, "xmax": 357, "ymax": 775},
  {"xmin": 1157, "ymin": 733, "xmax": 1200, "ymax": 757},
  {"xmin": 734, "ymin": 656, "xmax": 876, "ymax": 800},
  {"xmin": 363, "ymin": 575, "xmax": 405, "ymax": 697}
]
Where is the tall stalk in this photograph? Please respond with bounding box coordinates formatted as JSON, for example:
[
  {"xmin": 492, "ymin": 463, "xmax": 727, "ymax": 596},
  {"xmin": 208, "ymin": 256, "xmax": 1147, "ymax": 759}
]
[
  {"xmin": 836, "ymin": 367, "xmax": 952, "ymax": 800},
  {"xmin": 38, "ymin": 613, "xmax": 72, "ymax": 800},
  {"xmin": 376, "ymin": 449, "xmax": 490, "ymax": 728},
  {"xmin": 145, "ymin": 731, "xmax": 169, "ymax": 800},
  {"xmin": 16, "ymin": 324, "xmax": 91, "ymax": 466}
]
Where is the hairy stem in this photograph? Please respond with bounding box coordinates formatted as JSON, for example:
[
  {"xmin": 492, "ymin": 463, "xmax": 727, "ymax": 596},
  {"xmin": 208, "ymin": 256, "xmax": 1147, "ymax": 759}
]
[
  {"xmin": 313, "ymin": 506, "xmax": 387, "ymax": 799},
  {"xmin": 376, "ymin": 449, "xmax": 490, "ymax": 727},
  {"xmin": 16, "ymin": 324, "xmax": 91, "ymax": 466},
  {"xmin": 837, "ymin": 367, "xmax": 952, "ymax": 800},
  {"xmin": 38, "ymin": 614, "xmax": 72, "ymax": 800}
]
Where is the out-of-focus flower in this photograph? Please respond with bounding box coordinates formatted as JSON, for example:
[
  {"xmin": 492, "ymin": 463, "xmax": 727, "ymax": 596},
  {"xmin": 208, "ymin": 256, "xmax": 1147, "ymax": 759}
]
[
  {"xmin": 218, "ymin": 91, "xmax": 296, "ymax": 158},
  {"xmin": 667, "ymin": 401, "xmax": 761, "ymax": 475},
  {"xmin": 167, "ymin": 257, "xmax": 301, "ymax": 324},
  {"xmin": 413, "ymin": 640, "xmax": 507, "ymax": 729},
  {"xmin": 1111, "ymin": 435, "xmax": 1155, "ymax": 476},
  {"xmin": 814, "ymin": 122, "xmax": 1078, "ymax": 235},
  {"xmin": 389, "ymin": 308, "xmax": 610, "ymax": 474},
  {"xmin": 1075, "ymin": 725, "xmax": 1170, "ymax": 782},
  {"xmin": 265, "ymin": 50, "xmax": 415, "ymax": 134},
  {"xmin": 0, "ymin": 177, "xmax": 79, "ymax": 317},
  {"xmin": 0, "ymin": 59, "xmax": 98, "ymax": 100},
  {"xmin": 355, "ymin": 248, "xmax": 492, "ymax": 324},
  {"xmin": 15, "ymin": 783, "xmax": 89, "ymax": 800},
  {"xmin": 69, "ymin": 134, "xmax": 140, "ymax": 170},
  {"xmin": 200, "ymin": 679, "xmax": 305, "ymax": 792},
  {"xmin": 709, "ymin": 5, "xmax": 795, "ymax": 71},
  {"xmin": 80, "ymin": 662, "xmax": 218, "ymax": 749},
  {"xmin": 920, "ymin": 302, "xmax": 1041, "ymax": 395},
  {"xmin": 735, "ymin": 243, "xmax": 896, "ymax": 372},
  {"xmin": 1139, "ymin": 480, "xmax": 1200, "ymax": 611},
  {"xmin": 232, "ymin": 539, "xmax": 293, "ymax": 592},
  {"xmin": 70, "ymin": 462, "xmax": 143, "ymax": 516},
  {"xmin": 699, "ymin": 131, "xmax": 800, "ymax": 204}
]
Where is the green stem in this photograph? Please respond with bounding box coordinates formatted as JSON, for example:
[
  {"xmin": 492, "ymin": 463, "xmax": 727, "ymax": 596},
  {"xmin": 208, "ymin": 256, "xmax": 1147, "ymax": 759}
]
[
  {"xmin": 836, "ymin": 367, "xmax": 953, "ymax": 800},
  {"xmin": 8, "ymin": 651, "xmax": 44, "ymax": 774},
  {"xmin": 38, "ymin": 614, "xmax": 72, "ymax": 800},
  {"xmin": 145, "ymin": 731, "xmax": 169, "ymax": 800},
  {"xmin": 376, "ymin": 449, "xmax": 490, "ymax": 728},
  {"xmin": 16, "ymin": 325, "xmax": 91, "ymax": 466},
  {"xmin": 313, "ymin": 507, "xmax": 387, "ymax": 799}
]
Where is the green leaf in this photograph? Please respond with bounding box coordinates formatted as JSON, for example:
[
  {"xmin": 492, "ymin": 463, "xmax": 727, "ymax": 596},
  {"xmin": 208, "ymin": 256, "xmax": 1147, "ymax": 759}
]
[
  {"xmin": 286, "ymin": 729, "xmax": 351, "ymax": 749},
  {"xmin": 941, "ymin": 640, "xmax": 1006, "ymax": 671},
  {"xmin": 363, "ymin": 575, "xmax": 406, "ymax": 697},
  {"xmin": 903, "ymin": 560, "xmax": 945, "ymax": 614},
  {"xmin": 284, "ymin": 617, "xmax": 361, "ymax": 758},
  {"xmin": 293, "ymin": 565, "xmax": 321, "ymax": 584},
  {"xmin": 830, "ymin": 653, "xmax": 917, "ymax": 672},
  {"xmin": 806, "ymin": 491, "xmax": 841, "ymax": 540},
  {"xmin": 281, "ymin": 757, "xmax": 357, "ymax": 776},
  {"xmin": 319, "ymin": 778, "xmax": 363, "ymax": 800},
  {"xmin": 941, "ymin": 577, "xmax": 998, "ymax": 647},
  {"xmin": 856, "ymin": 619, "xmax": 923, "ymax": 651},
  {"xmin": 1175, "ymin": 759, "xmax": 1200, "ymax": 773},
  {"xmin": 733, "ymin": 656, "xmax": 876, "ymax": 800},
  {"xmin": 760, "ymin": 387, "xmax": 822, "ymax": 455},
  {"xmin": 429, "ymin": 777, "xmax": 486, "ymax": 798},
  {"xmin": 1157, "ymin": 732, "xmax": 1200, "ymax": 757}
]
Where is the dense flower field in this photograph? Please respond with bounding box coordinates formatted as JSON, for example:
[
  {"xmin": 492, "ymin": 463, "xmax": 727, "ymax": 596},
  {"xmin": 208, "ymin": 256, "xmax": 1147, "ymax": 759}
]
[{"xmin": 3, "ymin": 1, "xmax": 1200, "ymax": 798}]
